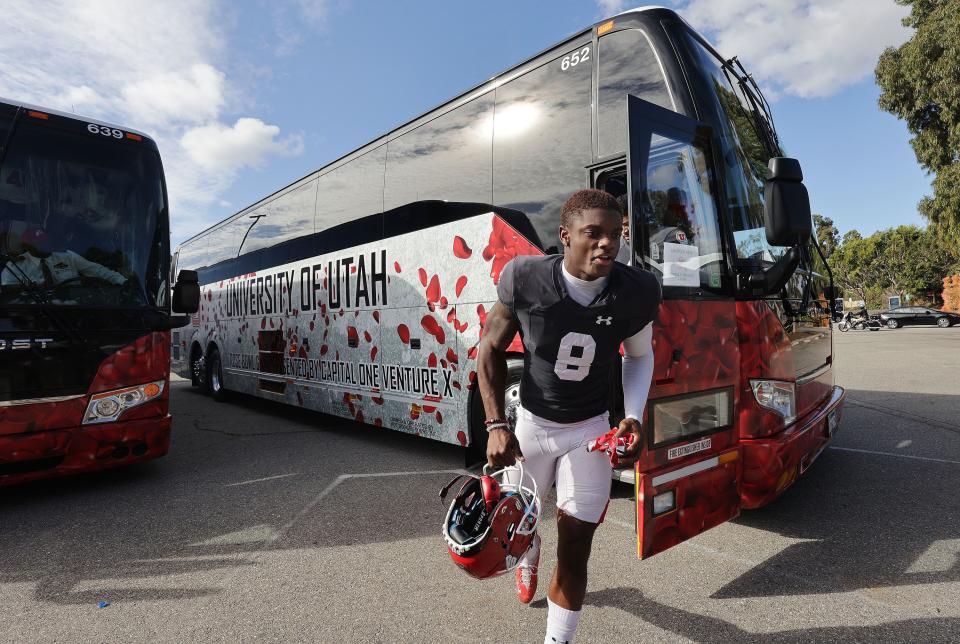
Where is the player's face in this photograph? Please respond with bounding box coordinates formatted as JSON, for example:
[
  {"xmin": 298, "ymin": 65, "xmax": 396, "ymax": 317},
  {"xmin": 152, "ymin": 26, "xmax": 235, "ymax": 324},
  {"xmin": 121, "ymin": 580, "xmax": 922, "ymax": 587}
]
[{"xmin": 559, "ymin": 207, "xmax": 621, "ymax": 280}]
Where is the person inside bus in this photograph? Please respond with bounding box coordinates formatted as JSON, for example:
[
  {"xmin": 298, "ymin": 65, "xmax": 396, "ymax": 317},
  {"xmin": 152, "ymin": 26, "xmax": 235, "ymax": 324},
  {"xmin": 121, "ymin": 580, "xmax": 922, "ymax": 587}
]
[
  {"xmin": 0, "ymin": 227, "xmax": 126, "ymax": 289},
  {"xmin": 614, "ymin": 193, "xmax": 631, "ymax": 265}
]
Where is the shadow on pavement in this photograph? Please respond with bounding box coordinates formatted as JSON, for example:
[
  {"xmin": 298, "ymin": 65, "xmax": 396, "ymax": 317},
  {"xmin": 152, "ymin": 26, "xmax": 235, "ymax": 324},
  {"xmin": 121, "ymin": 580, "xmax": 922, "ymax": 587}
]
[
  {"xmin": 0, "ymin": 384, "xmax": 470, "ymax": 606},
  {"xmin": 582, "ymin": 586, "xmax": 958, "ymax": 642},
  {"xmin": 718, "ymin": 388, "xmax": 960, "ymax": 600}
]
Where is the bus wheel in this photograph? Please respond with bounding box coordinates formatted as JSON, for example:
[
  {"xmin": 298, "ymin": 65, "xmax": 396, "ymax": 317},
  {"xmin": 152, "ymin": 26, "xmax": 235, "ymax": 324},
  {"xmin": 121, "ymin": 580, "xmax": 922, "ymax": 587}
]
[
  {"xmin": 191, "ymin": 347, "xmax": 209, "ymax": 393},
  {"xmin": 466, "ymin": 357, "xmax": 523, "ymax": 467},
  {"xmin": 207, "ymin": 347, "xmax": 228, "ymax": 402}
]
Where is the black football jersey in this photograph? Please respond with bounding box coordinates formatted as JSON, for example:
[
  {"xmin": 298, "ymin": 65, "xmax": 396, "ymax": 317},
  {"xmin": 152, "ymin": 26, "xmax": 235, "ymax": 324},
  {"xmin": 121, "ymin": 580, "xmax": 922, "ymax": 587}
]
[{"xmin": 498, "ymin": 255, "xmax": 661, "ymax": 424}]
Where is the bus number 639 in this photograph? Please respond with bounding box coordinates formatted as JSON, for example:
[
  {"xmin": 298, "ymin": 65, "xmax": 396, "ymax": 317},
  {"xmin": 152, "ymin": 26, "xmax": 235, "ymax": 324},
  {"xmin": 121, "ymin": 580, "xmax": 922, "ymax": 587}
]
[{"xmin": 87, "ymin": 123, "xmax": 124, "ymax": 139}]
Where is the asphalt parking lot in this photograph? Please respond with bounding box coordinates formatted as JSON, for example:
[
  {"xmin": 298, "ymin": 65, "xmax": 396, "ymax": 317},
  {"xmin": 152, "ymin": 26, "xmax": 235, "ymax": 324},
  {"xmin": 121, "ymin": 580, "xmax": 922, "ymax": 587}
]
[{"xmin": 1, "ymin": 325, "xmax": 959, "ymax": 642}]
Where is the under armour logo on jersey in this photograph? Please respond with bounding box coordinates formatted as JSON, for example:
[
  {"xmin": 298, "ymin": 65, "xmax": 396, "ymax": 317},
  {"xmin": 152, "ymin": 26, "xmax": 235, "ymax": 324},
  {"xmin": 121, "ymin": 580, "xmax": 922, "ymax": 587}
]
[{"xmin": 595, "ymin": 315, "xmax": 613, "ymax": 326}]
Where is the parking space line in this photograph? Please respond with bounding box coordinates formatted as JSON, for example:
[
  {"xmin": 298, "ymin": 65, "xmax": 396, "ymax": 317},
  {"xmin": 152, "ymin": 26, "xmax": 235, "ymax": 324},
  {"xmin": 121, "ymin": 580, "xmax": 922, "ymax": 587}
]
[
  {"xmin": 268, "ymin": 468, "xmax": 470, "ymax": 545},
  {"xmin": 830, "ymin": 446, "xmax": 960, "ymax": 465},
  {"xmin": 226, "ymin": 473, "xmax": 299, "ymax": 486}
]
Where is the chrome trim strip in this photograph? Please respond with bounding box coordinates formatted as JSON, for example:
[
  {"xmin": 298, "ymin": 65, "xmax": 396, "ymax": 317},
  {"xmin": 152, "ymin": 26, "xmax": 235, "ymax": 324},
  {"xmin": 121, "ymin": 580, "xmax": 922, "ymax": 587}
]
[
  {"xmin": 0, "ymin": 394, "xmax": 85, "ymax": 407},
  {"xmin": 652, "ymin": 456, "xmax": 719, "ymax": 487},
  {"xmin": 797, "ymin": 362, "xmax": 831, "ymax": 385}
]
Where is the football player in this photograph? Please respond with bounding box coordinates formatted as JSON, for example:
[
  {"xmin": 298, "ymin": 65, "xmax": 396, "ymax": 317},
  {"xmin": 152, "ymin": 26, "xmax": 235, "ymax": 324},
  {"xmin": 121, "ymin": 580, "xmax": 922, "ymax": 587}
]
[{"xmin": 478, "ymin": 189, "xmax": 660, "ymax": 644}]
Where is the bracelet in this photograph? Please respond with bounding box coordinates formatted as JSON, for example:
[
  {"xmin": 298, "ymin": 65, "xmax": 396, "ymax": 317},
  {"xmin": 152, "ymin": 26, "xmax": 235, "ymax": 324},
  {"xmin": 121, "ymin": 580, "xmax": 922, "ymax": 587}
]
[
  {"xmin": 485, "ymin": 423, "xmax": 510, "ymax": 433},
  {"xmin": 484, "ymin": 418, "xmax": 508, "ymax": 426}
]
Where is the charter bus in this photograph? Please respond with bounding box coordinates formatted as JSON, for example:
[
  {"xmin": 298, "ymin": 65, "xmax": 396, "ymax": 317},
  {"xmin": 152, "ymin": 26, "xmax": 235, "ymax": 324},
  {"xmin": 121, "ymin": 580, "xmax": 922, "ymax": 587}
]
[
  {"xmin": 173, "ymin": 7, "xmax": 844, "ymax": 558},
  {"xmin": 0, "ymin": 99, "xmax": 199, "ymax": 486}
]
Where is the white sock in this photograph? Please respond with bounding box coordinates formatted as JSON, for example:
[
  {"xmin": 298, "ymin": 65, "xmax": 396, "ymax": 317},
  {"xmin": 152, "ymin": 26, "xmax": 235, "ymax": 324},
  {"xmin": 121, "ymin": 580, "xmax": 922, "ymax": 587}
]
[
  {"xmin": 544, "ymin": 598, "xmax": 580, "ymax": 644},
  {"xmin": 520, "ymin": 533, "xmax": 540, "ymax": 568}
]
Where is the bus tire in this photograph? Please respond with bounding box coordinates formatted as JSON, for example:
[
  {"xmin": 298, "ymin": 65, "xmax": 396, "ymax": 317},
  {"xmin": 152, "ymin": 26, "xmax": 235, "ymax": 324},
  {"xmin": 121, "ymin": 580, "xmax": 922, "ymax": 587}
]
[
  {"xmin": 207, "ymin": 346, "xmax": 229, "ymax": 402},
  {"xmin": 191, "ymin": 344, "xmax": 209, "ymax": 394},
  {"xmin": 466, "ymin": 357, "xmax": 523, "ymax": 467}
]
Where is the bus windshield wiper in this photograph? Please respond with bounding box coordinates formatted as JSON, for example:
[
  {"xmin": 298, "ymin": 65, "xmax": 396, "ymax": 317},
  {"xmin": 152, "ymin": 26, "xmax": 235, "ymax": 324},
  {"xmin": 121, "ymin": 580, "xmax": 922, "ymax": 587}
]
[{"xmin": 0, "ymin": 252, "xmax": 85, "ymax": 346}]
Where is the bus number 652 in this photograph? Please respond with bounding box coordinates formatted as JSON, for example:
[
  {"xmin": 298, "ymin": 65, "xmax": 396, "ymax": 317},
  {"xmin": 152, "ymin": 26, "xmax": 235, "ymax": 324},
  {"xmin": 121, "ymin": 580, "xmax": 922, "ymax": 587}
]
[{"xmin": 560, "ymin": 47, "xmax": 590, "ymax": 71}]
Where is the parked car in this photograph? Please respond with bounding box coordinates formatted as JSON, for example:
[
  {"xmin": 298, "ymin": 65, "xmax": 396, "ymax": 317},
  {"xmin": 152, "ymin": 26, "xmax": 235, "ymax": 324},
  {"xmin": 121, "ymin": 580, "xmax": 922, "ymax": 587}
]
[{"xmin": 878, "ymin": 306, "xmax": 960, "ymax": 329}]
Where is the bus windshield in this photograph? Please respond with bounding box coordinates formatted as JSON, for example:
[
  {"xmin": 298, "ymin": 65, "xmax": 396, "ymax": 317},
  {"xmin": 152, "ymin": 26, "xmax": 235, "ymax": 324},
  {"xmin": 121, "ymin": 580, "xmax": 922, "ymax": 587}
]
[{"xmin": 0, "ymin": 117, "xmax": 168, "ymax": 309}]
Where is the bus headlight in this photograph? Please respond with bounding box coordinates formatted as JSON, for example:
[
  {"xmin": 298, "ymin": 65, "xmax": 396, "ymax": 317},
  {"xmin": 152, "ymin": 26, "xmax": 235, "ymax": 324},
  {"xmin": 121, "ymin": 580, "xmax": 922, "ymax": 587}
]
[
  {"xmin": 750, "ymin": 379, "xmax": 796, "ymax": 425},
  {"xmin": 84, "ymin": 381, "xmax": 165, "ymax": 425}
]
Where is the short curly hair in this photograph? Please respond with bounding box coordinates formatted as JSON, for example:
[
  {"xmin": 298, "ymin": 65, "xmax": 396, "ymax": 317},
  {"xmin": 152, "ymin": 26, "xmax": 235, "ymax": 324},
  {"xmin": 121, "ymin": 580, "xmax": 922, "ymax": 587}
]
[{"xmin": 560, "ymin": 189, "xmax": 622, "ymax": 228}]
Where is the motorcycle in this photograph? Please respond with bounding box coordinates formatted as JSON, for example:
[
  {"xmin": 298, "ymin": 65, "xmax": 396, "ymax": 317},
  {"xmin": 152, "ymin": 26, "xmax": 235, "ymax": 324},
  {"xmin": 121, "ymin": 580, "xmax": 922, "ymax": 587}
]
[{"xmin": 837, "ymin": 311, "xmax": 881, "ymax": 332}]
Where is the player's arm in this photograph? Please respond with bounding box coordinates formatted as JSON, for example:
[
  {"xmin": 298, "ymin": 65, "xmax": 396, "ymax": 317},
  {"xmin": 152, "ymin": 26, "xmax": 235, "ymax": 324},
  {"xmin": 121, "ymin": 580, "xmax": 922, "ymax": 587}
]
[
  {"xmin": 477, "ymin": 300, "xmax": 523, "ymax": 468},
  {"xmin": 614, "ymin": 322, "xmax": 655, "ymax": 463}
]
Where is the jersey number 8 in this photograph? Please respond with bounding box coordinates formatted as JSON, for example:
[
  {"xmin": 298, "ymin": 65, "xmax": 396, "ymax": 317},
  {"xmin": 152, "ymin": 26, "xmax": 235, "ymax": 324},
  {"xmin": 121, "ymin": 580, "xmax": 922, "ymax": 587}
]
[{"xmin": 554, "ymin": 332, "xmax": 596, "ymax": 382}]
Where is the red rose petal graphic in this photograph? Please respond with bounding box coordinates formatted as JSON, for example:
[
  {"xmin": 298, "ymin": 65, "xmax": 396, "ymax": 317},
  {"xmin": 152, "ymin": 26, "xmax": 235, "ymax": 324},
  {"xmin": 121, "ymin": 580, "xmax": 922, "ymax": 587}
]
[
  {"xmin": 397, "ymin": 324, "xmax": 410, "ymax": 344},
  {"xmin": 456, "ymin": 430, "xmax": 466, "ymax": 446},
  {"xmin": 447, "ymin": 308, "xmax": 457, "ymax": 323},
  {"xmin": 477, "ymin": 304, "xmax": 487, "ymax": 327},
  {"xmin": 426, "ymin": 274, "xmax": 441, "ymax": 302},
  {"xmin": 436, "ymin": 411, "xmax": 444, "ymax": 424},
  {"xmin": 428, "ymin": 352, "xmax": 437, "ymax": 368},
  {"xmin": 420, "ymin": 315, "xmax": 445, "ymax": 344},
  {"xmin": 364, "ymin": 330, "xmax": 372, "ymax": 343},
  {"xmin": 467, "ymin": 346, "xmax": 478, "ymax": 360},
  {"xmin": 371, "ymin": 346, "xmax": 378, "ymax": 360},
  {"xmin": 320, "ymin": 344, "xmax": 329, "ymax": 356},
  {"xmin": 455, "ymin": 275, "xmax": 467, "ymax": 297},
  {"xmin": 373, "ymin": 310, "xmax": 380, "ymax": 323},
  {"xmin": 418, "ymin": 268, "xmax": 428, "ymax": 287},
  {"xmin": 394, "ymin": 261, "xmax": 402, "ymax": 273},
  {"xmin": 347, "ymin": 326, "xmax": 359, "ymax": 346},
  {"xmin": 446, "ymin": 347, "xmax": 458, "ymax": 364},
  {"xmin": 453, "ymin": 236, "xmax": 472, "ymax": 259}
]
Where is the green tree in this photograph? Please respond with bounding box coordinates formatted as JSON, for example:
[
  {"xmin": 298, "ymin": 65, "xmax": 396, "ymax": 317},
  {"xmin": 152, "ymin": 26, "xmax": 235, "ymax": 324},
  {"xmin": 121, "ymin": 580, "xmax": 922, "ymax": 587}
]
[
  {"xmin": 876, "ymin": 1, "xmax": 960, "ymax": 247},
  {"xmin": 830, "ymin": 232, "xmax": 883, "ymax": 305},
  {"xmin": 829, "ymin": 224, "xmax": 957, "ymax": 307},
  {"xmin": 813, "ymin": 214, "xmax": 839, "ymax": 258}
]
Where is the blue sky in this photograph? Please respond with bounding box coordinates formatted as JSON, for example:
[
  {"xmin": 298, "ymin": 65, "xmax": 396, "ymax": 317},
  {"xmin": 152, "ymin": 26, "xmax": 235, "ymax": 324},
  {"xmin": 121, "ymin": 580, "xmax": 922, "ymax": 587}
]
[{"xmin": 0, "ymin": 1, "xmax": 925, "ymax": 244}]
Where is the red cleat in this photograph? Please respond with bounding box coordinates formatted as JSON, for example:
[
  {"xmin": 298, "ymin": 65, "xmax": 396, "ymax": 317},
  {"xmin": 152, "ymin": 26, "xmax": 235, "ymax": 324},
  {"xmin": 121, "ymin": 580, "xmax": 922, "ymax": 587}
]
[{"xmin": 515, "ymin": 534, "xmax": 540, "ymax": 604}]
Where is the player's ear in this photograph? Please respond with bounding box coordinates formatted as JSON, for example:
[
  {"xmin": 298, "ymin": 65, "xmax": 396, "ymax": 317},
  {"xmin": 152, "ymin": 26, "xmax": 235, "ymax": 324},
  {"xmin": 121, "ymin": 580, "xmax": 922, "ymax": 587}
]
[{"xmin": 558, "ymin": 225, "xmax": 570, "ymax": 248}]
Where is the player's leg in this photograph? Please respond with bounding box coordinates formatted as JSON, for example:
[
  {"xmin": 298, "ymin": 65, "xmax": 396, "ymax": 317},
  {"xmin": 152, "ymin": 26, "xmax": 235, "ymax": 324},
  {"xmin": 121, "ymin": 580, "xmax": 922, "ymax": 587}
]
[
  {"xmin": 544, "ymin": 416, "xmax": 612, "ymax": 642},
  {"xmin": 510, "ymin": 408, "xmax": 559, "ymax": 604}
]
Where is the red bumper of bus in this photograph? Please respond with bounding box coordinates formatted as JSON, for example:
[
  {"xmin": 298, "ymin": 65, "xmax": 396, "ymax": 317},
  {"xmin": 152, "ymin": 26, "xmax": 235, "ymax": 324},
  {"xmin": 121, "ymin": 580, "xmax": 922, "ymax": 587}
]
[
  {"xmin": 740, "ymin": 385, "xmax": 845, "ymax": 509},
  {"xmin": 0, "ymin": 415, "xmax": 171, "ymax": 487}
]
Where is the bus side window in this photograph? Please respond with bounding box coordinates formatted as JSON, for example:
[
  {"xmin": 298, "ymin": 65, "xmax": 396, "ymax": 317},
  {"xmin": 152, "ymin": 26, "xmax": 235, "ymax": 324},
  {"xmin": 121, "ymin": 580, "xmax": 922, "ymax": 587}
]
[
  {"xmin": 597, "ymin": 28, "xmax": 674, "ymax": 158},
  {"xmin": 315, "ymin": 146, "xmax": 386, "ymax": 236},
  {"xmin": 241, "ymin": 177, "xmax": 319, "ymax": 255},
  {"xmin": 384, "ymin": 93, "xmax": 493, "ymax": 212},
  {"xmin": 493, "ymin": 42, "xmax": 593, "ymax": 255}
]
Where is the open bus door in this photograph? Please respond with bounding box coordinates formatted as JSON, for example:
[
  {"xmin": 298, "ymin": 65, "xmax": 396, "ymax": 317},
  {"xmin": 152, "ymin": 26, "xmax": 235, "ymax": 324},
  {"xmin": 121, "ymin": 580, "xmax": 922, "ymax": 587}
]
[{"xmin": 626, "ymin": 94, "xmax": 743, "ymax": 559}]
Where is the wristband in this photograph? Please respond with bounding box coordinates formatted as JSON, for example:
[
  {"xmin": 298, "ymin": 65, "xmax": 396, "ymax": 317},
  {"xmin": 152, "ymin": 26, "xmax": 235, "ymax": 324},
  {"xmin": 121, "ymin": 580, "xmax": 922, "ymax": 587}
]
[
  {"xmin": 485, "ymin": 423, "xmax": 510, "ymax": 433},
  {"xmin": 484, "ymin": 418, "xmax": 507, "ymax": 426}
]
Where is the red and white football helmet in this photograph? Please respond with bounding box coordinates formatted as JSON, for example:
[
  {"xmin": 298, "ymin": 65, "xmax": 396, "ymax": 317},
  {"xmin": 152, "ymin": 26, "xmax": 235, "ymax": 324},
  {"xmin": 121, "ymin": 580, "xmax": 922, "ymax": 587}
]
[{"xmin": 441, "ymin": 462, "xmax": 540, "ymax": 580}]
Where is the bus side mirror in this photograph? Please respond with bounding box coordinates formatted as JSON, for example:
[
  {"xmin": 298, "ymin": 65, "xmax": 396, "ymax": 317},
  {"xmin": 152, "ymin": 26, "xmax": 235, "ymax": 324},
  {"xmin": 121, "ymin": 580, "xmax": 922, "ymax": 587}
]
[
  {"xmin": 764, "ymin": 158, "xmax": 812, "ymax": 247},
  {"xmin": 172, "ymin": 269, "xmax": 200, "ymax": 314}
]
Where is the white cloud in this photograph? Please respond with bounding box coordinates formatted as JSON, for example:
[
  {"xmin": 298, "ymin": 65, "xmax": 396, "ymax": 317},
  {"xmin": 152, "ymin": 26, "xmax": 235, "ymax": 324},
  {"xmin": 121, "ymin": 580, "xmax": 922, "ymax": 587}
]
[
  {"xmin": 674, "ymin": 0, "xmax": 913, "ymax": 98},
  {"xmin": 0, "ymin": 0, "xmax": 304, "ymax": 242},
  {"xmin": 596, "ymin": 0, "xmax": 629, "ymax": 15},
  {"xmin": 182, "ymin": 118, "xmax": 304, "ymax": 174},
  {"xmin": 122, "ymin": 64, "xmax": 226, "ymax": 129}
]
